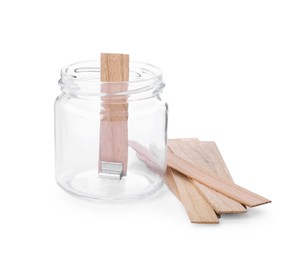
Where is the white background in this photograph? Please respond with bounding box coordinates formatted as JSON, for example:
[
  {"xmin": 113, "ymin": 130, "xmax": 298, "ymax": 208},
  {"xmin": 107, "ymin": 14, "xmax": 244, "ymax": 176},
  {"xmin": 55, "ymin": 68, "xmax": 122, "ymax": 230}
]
[{"xmin": 0, "ymin": 0, "xmax": 306, "ymax": 259}]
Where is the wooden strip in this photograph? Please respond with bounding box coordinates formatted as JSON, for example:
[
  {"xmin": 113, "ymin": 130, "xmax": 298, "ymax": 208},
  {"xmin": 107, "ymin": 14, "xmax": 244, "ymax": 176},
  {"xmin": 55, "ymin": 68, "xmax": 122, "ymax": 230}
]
[
  {"xmin": 99, "ymin": 53, "xmax": 129, "ymax": 175},
  {"xmin": 168, "ymin": 139, "xmax": 246, "ymax": 213},
  {"xmin": 199, "ymin": 141, "xmax": 234, "ymax": 180},
  {"xmin": 165, "ymin": 167, "xmax": 180, "ymax": 200},
  {"xmin": 174, "ymin": 139, "xmax": 234, "ymax": 180},
  {"xmin": 169, "ymin": 167, "xmax": 219, "ymax": 224},
  {"xmin": 100, "ymin": 53, "xmax": 129, "ymax": 82},
  {"xmin": 167, "ymin": 149, "xmax": 271, "ymax": 207},
  {"xmin": 192, "ymin": 182, "xmax": 245, "ymax": 213}
]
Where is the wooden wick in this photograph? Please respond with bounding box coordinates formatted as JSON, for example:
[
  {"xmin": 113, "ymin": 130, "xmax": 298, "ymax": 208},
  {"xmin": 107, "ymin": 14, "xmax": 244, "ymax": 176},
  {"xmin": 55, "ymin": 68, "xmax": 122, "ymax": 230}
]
[
  {"xmin": 99, "ymin": 53, "xmax": 129, "ymax": 176},
  {"xmin": 168, "ymin": 167, "xmax": 219, "ymax": 223},
  {"xmin": 168, "ymin": 148, "xmax": 271, "ymax": 207},
  {"xmin": 168, "ymin": 139, "xmax": 246, "ymax": 214}
]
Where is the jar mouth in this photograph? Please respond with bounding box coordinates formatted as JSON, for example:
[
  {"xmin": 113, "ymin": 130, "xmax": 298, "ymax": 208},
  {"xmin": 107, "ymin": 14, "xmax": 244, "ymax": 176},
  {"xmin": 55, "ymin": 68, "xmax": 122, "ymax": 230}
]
[{"xmin": 59, "ymin": 60, "xmax": 164, "ymax": 97}]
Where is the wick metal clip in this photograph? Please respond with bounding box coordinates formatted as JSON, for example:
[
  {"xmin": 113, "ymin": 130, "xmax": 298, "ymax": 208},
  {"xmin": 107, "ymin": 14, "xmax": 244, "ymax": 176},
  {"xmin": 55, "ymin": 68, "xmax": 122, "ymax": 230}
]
[{"xmin": 99, "ymin": 161, "xmax": 123, "ymax": 180}]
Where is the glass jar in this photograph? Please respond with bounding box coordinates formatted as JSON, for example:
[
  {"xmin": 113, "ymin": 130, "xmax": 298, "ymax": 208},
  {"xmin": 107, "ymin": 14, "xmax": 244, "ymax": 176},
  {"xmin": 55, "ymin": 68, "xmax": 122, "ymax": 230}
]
[{"xmin": 55, "ymin": 60, "xmax": 168, "ymax": 202}]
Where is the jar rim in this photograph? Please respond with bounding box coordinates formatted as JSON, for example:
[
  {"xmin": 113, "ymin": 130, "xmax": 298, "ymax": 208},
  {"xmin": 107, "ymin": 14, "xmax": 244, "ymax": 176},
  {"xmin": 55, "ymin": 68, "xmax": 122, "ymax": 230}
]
[
  {"xmin": 59, "ymin": 60, "xmax": 164, "ymax": 97},
  {"xmin": 61, "ymin": 60, "xmax": 162, "ymax": 83}
]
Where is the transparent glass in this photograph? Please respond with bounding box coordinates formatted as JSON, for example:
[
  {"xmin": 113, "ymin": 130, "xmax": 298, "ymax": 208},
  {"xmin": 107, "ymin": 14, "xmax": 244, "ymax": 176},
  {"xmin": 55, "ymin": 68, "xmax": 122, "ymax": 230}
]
[{"xmin": 55, "ymin": 60, "xmax": 168, "ymax": 202}]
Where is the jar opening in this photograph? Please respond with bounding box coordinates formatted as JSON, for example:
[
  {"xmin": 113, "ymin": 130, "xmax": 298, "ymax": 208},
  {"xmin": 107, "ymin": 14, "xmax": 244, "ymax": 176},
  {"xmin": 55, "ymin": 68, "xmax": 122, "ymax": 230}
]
[{"xmin": 59, "ymin": 60, "xmax": 164, "ymax": 97}]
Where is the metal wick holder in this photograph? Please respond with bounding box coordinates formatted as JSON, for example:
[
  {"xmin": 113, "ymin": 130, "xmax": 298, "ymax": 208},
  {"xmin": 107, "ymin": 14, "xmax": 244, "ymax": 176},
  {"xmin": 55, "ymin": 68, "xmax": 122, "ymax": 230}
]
[{"xmin": 99, "ymin": 161, "xmax": 124, "ymax": 180}]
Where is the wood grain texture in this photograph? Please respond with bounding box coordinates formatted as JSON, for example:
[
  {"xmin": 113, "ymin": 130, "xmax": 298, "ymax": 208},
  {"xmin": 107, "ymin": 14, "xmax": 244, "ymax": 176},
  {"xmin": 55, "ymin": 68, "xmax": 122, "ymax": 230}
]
[
  {"xmin": 100, "ymin": 53, "xmax": 129, "ymax": 82},
  {"xmin": 165, "ymin": 167, "xmax": 180, "ymax": 200},
  {"xmin": 99, "ymin": 53, "xmax": 129, "ymax": 174},
  {"xmin": 169, "ymin": 167, "xmax": 219, "ymax": 224},
  {"xmin": 192, "ymin": 181, "xmax": 246, "ymax": 213},
  {"xmin": 168, "ymin": 139, "xmax": 246, "ymax": 213},
  {"xmin": 167, "ymin": 148, "xmax": 271, "ymax": 207},
  {"xmin": 174, "ymin": 139, "xmax": 233, "ymax": 180}
]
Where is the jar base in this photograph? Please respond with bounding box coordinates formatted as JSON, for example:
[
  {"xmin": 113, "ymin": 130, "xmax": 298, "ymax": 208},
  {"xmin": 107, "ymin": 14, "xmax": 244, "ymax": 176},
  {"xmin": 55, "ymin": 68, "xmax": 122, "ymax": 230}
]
[{"xmin": 57, "ymin": 170, "xmax": 164, "ymax": 203}]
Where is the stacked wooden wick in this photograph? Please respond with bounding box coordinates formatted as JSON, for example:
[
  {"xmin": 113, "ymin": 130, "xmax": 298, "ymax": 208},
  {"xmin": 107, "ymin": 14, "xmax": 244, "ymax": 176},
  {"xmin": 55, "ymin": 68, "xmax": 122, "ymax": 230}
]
[{"xmin": 166, "ymin": 138, "xmax": 271, "ymax": 223}]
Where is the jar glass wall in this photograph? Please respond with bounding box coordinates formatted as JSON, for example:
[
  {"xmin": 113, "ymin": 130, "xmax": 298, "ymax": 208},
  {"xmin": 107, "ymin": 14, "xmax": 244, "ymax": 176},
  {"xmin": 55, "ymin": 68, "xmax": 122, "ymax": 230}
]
[{"xmin": 55, "ymin": 60, "xmax": 168, "ymax": 202}]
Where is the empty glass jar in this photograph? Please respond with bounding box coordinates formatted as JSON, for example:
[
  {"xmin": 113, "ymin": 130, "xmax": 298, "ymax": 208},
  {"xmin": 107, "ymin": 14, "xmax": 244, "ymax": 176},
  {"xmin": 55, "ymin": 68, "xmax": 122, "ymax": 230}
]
[{"xmin": 55, "ymin": 60, "xmax": 168, "ymax": 202}]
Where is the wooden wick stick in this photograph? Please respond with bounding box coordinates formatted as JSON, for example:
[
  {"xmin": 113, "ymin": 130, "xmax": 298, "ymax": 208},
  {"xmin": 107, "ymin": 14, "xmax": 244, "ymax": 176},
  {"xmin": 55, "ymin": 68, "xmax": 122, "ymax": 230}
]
[
  {"xmin": 99, "ymin": 53, "xmax": 129, "ymax": 176},
  {"xmin": 168, "ymin": 148, "xmax": 271, "ymax": 207},
  {"xmin": 168, "ymin": 139, "xmax": 246, "ymax": 214},
  {"xmin": 168, "ymin": 167, "xmax": 219, "ymax": 224}
]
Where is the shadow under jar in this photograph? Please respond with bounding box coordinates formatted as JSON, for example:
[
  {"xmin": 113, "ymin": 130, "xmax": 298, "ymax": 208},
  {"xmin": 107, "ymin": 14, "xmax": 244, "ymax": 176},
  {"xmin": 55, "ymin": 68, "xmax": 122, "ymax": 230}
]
[{"xmin": 55, "ymin": 60, "xmax": 168, "ymax": 203}]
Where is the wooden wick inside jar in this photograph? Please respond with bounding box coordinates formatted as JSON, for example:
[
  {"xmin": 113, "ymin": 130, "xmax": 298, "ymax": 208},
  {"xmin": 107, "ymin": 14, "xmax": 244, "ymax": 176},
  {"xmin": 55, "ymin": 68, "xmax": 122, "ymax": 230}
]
[{"xmin": 98, "ymin": 53, "xmax": 129, "ymax": 178}]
